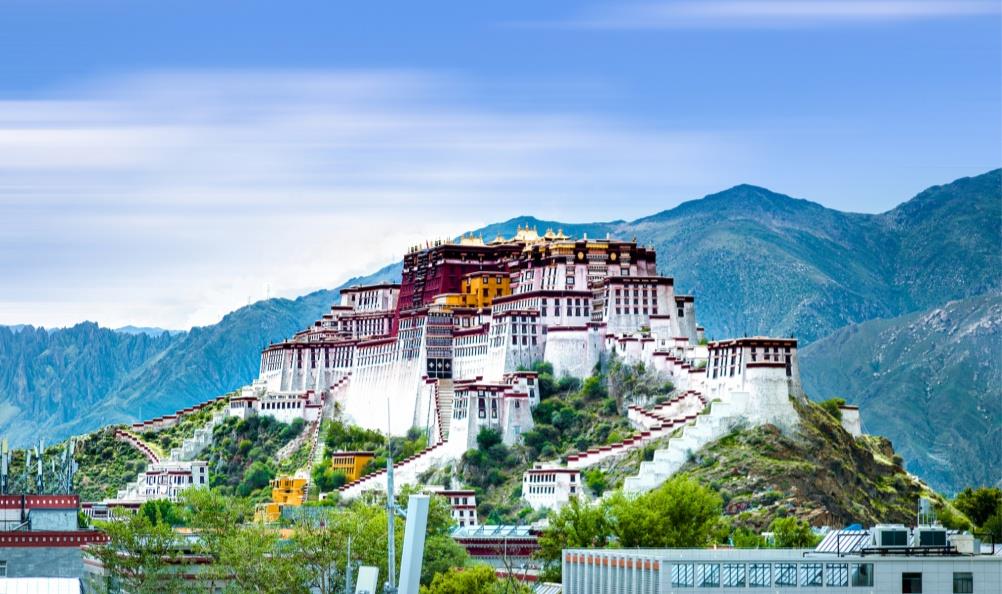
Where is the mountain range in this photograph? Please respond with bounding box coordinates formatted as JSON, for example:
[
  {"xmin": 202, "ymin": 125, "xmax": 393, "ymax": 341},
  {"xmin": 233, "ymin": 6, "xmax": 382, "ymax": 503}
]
[{"xmin": 1, "ymin": 169, "xmax": 998, "ymax": 493}]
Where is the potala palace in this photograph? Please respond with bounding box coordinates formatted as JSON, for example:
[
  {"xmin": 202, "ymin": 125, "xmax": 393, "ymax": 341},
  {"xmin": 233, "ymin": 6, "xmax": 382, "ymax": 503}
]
[
  {"xmin": 87, "ymin": 226, "xmax": 824, "ymax": 513},
  {"xmin": 223, "ymin": 226, "xmax": 815, "ymax": 506}
]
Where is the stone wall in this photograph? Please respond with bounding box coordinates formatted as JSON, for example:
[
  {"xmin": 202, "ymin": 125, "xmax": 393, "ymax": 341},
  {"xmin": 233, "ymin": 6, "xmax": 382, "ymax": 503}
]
[{"xmin": 0, "ymin": 546, "xmax": 83, "ymax": 578}]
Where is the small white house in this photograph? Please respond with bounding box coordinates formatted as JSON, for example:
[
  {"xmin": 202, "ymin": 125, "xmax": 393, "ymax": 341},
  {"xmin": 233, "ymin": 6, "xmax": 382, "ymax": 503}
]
[{"xmin": 522, "ymin": 465, "xmax": 584, "ymax": 511}]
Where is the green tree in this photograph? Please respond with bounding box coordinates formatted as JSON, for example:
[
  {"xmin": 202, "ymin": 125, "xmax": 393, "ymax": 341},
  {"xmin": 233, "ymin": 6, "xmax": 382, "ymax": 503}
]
[
  {"xmin": 953, "ymin": 487, "xmax": 1002, "ymax": 528},
  {"xmin": 536, "ymin": 496, "xmax": 612, "ymax": 582},
  {"xmin": 982, "ymin": 510, "xmax": 1002, "ymax": 543},
  {"xmin": 140, "ymin": 498, "xmax": 182, "ymax": 527},
  {"xmin": 420, "ymin": 564, "xmax": 531, "ymax": 594},
  {"xmin": 608, "ymin": 475, "xmax": 722, "ymax": 548},
  {"xmin": 818, "ymin": 398, "xmax": 846, "ymax": 420},
  {"xmin": 584, "ymin": 469, "xmax": 608, "ymax": 496},
  {"xmin": 476, "ymin": 427, "xmax": 503, "ymax": 451},
  {"xmin": 217, "ymin": 524, "xmax": 307, "ymax": 593},
  {"xmin": 421, "ymin": 536, "xmax": 470, "ymax": 587},
  {"xmin": 87, "ymin": 509, "xmax": 189, "ymax": 594},
  {"xmin": 732, "ymin": 527, "xmax": 766, "ymax": 548},
  {"xmin": 581, "ymin": 375, "xmax": 607, "ymax": 401},
  {"xmin": 238, "ymin": 461, "xmax": 275, "ymax": 496},
  {"xmin": 936, "ymin": 503, "xmax": 972, "ymax": 531},
  {"xmin": 769, "ymin": 516, "xmax": 819, "ymax": 548}
]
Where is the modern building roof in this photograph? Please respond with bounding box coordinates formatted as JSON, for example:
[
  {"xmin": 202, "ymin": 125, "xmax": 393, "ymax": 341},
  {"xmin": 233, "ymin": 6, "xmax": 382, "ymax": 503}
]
[
  {"xmin": 452, "ymin": 524, "xmax": 534, "ymax": 539},
  {"xmin": 0, "ymin": 578, "xmax": 83, "ymax": 594}
]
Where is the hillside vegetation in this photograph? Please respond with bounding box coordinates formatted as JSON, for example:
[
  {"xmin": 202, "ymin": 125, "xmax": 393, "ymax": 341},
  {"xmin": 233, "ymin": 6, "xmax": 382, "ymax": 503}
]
[
  {"xmin": 202, "ymin": 415, "xmax": 306, "ymax": 501},
  {"xmin": 676, "ymin": 398, "xmax": 942, "ymax": 530},
  {"xmin": 74, "ymin": 427, "xmax": 150, "ymax": 501}
]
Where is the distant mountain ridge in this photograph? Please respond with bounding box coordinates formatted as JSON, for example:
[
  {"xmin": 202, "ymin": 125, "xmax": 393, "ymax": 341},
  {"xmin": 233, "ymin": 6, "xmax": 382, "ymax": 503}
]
[
  {"xmin": 802, "ymin": 294, "xmax": 1002, "ymax": 493},
  {"xmin": 114, "ymin": 326, "xmax": 185, "ymax": 337},
  {"xmin": 0, "ymin": 323, "xmax": 179, "ymax": 445},
  {"xmin": 2, "ymin": 169, "xmax": 998, "ymax": 493}
]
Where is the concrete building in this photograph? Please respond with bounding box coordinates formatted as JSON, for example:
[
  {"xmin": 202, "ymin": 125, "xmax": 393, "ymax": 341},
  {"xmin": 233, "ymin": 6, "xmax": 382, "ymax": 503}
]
[
  {"xmin": 561, "ymin": 525, "xmax": 1002, "ymax": 593},
  {"xmin": 451, "ymin": 524, "xmax": 541, "ymax": 576},
  {"xmin": 329, "ymin": 451, "xmax": 375, "ymax": 483},
  {"xmin": 0, "ymin": 495, "xmax": 107, "ymax": 580}
]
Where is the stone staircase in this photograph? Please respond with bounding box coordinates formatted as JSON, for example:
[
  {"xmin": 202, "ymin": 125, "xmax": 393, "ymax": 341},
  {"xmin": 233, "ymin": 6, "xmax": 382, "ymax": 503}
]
[
  {"xmin": 168, "ymin": 409, "xmax": 226, "ymax": 462},
  {"xmin": 335, "ymin": 441, "xmax": 451, "ymax": 499},
  {"xmin": 627, "ymin": 390, "xmax": 706, "ymax": 430},
  {"xmin": 623, "ymin": 392, "xmax": 750, "ymax": 495},
  {"xmin": 301, "ymin": 418, "xmax": 325, "ymax": 501},
  {"xmin": 435, "ymin": 379, "xmax": 454, "ymax": 441},
  {"xmin": 130, "ymin": 395, "xmax": 228, "ymax": 433},
  {"xmin": 114, "ymin": 429, "xmax": 161, "ymax": 464},
  {"xmin": 564, "ymin": 393, "xmax": 708, "ymax": 470}
]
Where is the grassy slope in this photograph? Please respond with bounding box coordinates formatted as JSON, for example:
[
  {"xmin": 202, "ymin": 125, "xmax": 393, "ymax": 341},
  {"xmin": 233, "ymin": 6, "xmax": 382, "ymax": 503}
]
[
  {"xmin": 675, "ymin": 398, "xmax": 944, "ymax": 530},
  {"xmin": 73, "ymin": 427, "xmax": 150, "ymax": 501}
]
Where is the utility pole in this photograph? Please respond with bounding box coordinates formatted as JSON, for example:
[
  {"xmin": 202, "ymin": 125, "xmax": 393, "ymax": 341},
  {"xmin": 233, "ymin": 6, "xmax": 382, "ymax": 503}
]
[{"xmin": 385, "ymin": 397, "xmax": 396, "ymax": 594}]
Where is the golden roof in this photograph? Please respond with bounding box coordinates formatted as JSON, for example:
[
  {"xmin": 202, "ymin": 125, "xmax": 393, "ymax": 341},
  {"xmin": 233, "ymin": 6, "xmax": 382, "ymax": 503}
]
[{"xmin": 458, "ymin": 233, "xmax": 485, "ymax": 246}]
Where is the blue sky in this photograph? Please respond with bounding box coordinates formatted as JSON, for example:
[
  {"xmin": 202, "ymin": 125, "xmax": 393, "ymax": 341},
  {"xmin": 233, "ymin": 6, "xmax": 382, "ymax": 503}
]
[{"xmin": 1, "ymin": 1, "xmax": 999, "ymax": 329}]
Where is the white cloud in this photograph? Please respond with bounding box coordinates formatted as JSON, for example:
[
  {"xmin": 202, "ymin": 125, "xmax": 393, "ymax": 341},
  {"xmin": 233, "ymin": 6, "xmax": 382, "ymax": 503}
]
[
  {"xmin": 0, "ymin": 70, "xmax": 747, "ymax": 329},
  {"xmin": 553, "ymin": 1, "xmax": 1000, "ymax": 30}
]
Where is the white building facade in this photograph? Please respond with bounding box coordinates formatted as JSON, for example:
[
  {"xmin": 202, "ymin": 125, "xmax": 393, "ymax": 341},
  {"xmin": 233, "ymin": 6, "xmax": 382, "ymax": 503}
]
[{"xmin": 522, "ymin": 465, "xmax": 584, "ymax": 511}]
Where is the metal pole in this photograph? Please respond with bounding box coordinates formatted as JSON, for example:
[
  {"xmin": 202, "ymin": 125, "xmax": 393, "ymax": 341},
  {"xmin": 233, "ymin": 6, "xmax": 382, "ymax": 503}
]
[
  {"xmin": 386, "ymin": 397, "xmax": 396, "ymax": 593},
  {"xmin": 397, "ymin": 495, "xmax": 429, "ymax": 594},
  {"xmin": 345, "ymin": 534, "xmax": 353, "ymax": 594}
]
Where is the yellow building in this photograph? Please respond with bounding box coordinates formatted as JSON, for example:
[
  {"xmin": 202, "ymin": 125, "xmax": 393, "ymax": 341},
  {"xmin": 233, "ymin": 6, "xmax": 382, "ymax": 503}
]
[
  {"xmin": 330, "ymin": 451, "xmax": 376, "ymax": 483},
  {"xmin": 255, "ymin": 475, "xmax": 307, "ymax": 523},
  {"xmin": 459, "ymin": 271, "xmax": 511, "ymax": 309}
]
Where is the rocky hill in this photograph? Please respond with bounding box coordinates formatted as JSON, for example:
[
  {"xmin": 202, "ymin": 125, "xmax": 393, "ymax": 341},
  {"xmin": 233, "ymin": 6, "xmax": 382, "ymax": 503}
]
[
  {"xmin": 675, "ymin": 398, "xmax": 944, "ymax": 530},
  {"xmin": 802, "ymin": 294, "xmax": 1002, "ymax": 494}
]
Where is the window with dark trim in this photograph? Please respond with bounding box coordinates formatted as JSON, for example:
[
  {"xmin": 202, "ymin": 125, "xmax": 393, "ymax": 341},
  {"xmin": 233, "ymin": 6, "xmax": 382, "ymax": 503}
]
[
  {"xmin": 953, "ymin": 572, "xmax": 973, "ymax": 594},
  {"xmin": 902, "ymin": 572, "xmax": 923, "ymax": 593}
]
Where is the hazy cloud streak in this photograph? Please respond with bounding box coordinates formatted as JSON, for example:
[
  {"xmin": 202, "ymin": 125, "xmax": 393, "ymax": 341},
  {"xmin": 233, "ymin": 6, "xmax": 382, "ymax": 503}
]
[
  {"xmin": 551, "ymin": 1, "xmax": 1001, "ymax": 30},
  {"xmin": 0, "ymin": 70, "xmax": 743, "ymax": 329}
]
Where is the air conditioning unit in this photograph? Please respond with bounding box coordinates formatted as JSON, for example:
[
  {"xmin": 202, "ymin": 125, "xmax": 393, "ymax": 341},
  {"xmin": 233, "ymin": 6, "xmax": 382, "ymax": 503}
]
[
  {"xmin": 872, "ymin": 524, "xmax": 910, "ymax": 548},
  {"xmin": 913, "ymin": 526, "xmax": 947, "ymax": 547}
]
